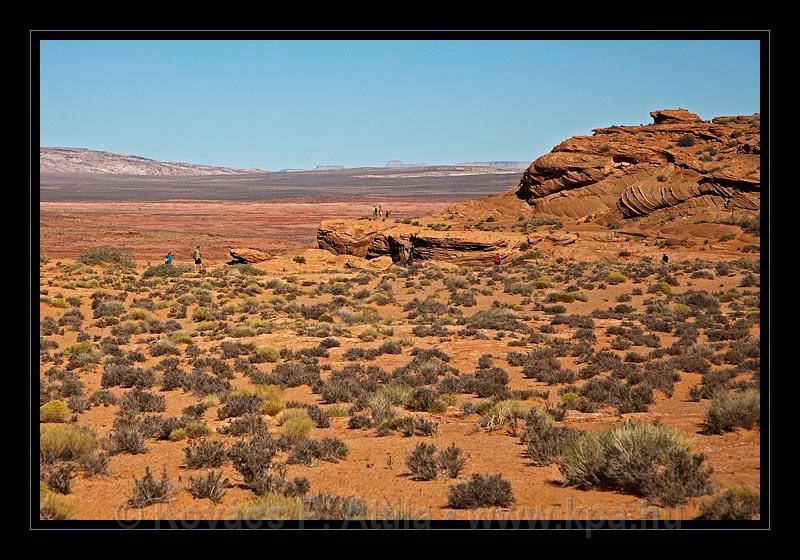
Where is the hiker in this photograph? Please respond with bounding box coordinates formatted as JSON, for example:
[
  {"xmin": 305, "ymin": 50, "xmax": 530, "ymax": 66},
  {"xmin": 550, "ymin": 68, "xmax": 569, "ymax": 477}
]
[
  {"xmin": 164, "ymin": 252, "xmax": 173, "ymax": 266},
  {"xmin": 373, "ymin": 205, "xmax": 378, "ymax": 218},
  {"xmin": 193, "ymin": 246, "xmax": 203, "ymax": 272},
  {"xmin": 385, "ymin": 210, "xmax": 390, "ymax": 220},
  {"xmin": 493, "ymin": 253, "xmax": 502, "ymax": 268}
]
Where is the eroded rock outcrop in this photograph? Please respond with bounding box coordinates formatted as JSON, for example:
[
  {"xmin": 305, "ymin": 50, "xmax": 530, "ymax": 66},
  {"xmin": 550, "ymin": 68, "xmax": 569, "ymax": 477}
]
[
  {"xmin": 229, "ymin": 247, "xmax": 270, "ymax": 264},
  {"xmin": 317, "ymin": 219, "xmax": 518, "ymax": 265},
  {"xmin": 515, "ymin": 109, "xmax": 760, "ymax": 224}
]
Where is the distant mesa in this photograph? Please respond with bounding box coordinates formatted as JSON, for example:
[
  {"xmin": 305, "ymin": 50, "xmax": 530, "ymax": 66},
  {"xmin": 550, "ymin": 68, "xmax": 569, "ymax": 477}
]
[
  {"xmin": 40, "ymin": 147, "xmax": 265, "ymax": 176},
  {"xmin": 385, "ymin": 160, "xmax": 428, "ymax": 168}
]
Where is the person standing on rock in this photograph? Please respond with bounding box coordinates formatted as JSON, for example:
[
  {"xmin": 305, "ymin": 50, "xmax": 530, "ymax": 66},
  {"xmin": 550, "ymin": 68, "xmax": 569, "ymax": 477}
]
[
  {"xmin": 385, "ymin": 210, "xmax": 390, "ymax": 220},
  {"xmin": 164, "ymin": 252, "xmax": 173, "ymax": 266},
  {"xmin": 373, "ymin": 205, "xmax": 378, "ymax": 218},
  {"xmin": 493, "ymin": 253, "xmax": 502, "ymax": 268},
  {"xmin": 193, "ymin": 246, "xmax": 203, "ymax": 272}
]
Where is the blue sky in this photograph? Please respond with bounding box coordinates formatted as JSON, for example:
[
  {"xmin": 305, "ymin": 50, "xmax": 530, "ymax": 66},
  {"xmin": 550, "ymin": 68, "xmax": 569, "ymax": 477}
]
[{"xmin": 40, "ymin": 40, "xmax": 760, "ymax": 170}]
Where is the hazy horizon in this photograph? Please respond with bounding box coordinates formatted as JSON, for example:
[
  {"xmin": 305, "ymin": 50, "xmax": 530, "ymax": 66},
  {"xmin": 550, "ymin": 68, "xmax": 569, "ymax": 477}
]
[{"xmin": 40, "ymin": 40, "xmax": 760, "ymax": 170}]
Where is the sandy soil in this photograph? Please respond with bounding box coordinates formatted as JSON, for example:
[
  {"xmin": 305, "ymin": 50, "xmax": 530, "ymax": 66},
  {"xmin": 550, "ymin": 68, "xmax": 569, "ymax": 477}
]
[{"xmin": 38, "ymin": 236, "xmax": 761, "ymax": 522}]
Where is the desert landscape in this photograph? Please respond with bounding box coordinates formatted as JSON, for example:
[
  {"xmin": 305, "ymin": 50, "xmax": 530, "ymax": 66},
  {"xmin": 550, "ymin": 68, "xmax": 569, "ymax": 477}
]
[{"xmin": 38, "ymin": 108, "xmax": 761, "ymax": 523}]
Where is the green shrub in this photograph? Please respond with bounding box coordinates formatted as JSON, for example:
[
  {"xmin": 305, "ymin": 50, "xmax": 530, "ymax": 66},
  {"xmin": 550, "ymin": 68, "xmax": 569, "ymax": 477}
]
[
  {"xmin": 702, "ymin": 390, "xmax": 760, "ymax": 434},
  {"xmin": 40, "ymin": 482, "xmax": 76, "ymax": 519},
  {"xmin": 698, "ymin": 487, "xmax": 760, "ymax": 520},
  {"xmin": 607, "ymin": 271, "xmax": 627, "ymax": 285},
  {"xmin": 40, "ymin": 400, "xmax": 71, "ymax": 423},
  {"xmin": 277, "ymin": 410, "xmax": 315, "ymax": 442},
  {"xmin": 253, "ymin": 345, "xmax": 280, "ymax": 363},
  {"xmin": 559, "ymin": 420, "xmax": 713, "ymax": 506},
  {"xmin": 677, "ymin": 135, "xmax": 695, "ymax": 147},
  {"xmin": 238, "ymin": 493, "xmax": 304, "ymax": 520}
]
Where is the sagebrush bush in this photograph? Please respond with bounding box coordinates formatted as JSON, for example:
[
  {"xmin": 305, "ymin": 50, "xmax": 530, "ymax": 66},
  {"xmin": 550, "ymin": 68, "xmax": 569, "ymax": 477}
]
[
  {"xmin": 187, "ymin": 470, "xmax": 231, "ymax": 502},
  {"xmin": 406, "ymin": 442, "xmax": 438, "ymax": 480},
  {"xmin": 446, "ymin": 474, "xmax": 514, "ymax": 509},
  {"xmin": 126, "ymin": 467, "xmax": 173, "ymax": 508},
  {"xmin": 79, "ymin": 246, "xmax": 134, "ymax": 267},
  {"xmin": 698, "ymin": 487, "xmax": 760, "ymax": 520},
  {"xmin": 521, "ymin": 410, "xmax": 582, "ymax": 465},
  {"xmin": 559, "ymin": 421, "xmax": 713, "ymax": 506},
  {"xmin": 184, "ymin": 438, "xmax": 227, "ymax": 469},
  {"xmin": 437, "ymin": 444, "xmax": 468, "ymax": 479},
  {"xmin": 702, "ymin": 390, "xmax": 760, "ymax": 434},
  {"xmin": 288, "ymin": 437, "xmax": 349, "ymax": 465}
]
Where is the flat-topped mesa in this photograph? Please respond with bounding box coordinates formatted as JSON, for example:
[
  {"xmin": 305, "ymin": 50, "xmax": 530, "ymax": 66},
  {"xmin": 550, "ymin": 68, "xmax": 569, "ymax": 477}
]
[{"xmin": 515, "ymin": 108, "xmax": 760, "ymax": 224}]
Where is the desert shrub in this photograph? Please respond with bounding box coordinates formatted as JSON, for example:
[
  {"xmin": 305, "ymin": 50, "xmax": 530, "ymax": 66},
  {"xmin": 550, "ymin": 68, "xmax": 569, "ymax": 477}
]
[
  {"xmin": 521, "ymin": 410, "xmax": 582, "ymax": 465},
  {"xmin": 42, "ymin": 462, "xmax": 75, "ymax": 494},
  {"xmin": 108, "ymin": 416, "xmax": 147, "ymax": 454},
  {"xmin": 300, "ymin": 493, "xmax": 367, "ymax": 520},
  {"xmin": 267, "ymin": 362, "xmax": 322, "ymax": 388},
  {"xmin": 559, "ymin": 421, "xmax": 713, "ymax": 506},
  {"xmin": 40, "ymin": 424, "xmax": 97, "ymax": 462},
  {"xmin": 446, "ymin": 474, "xmax": 514, "ymax": 509},
  {"xmin": 698, "ymin": 487, "xmax": 760, "ymax": 520},
  {"xmin": 252, "ymin": 345, "xmax": 280, "ymax": 363},
  {"xmin": 40, "ymin": 483, "xmax": 76, "ymax": 520},
  {"xmin": 89, "ymin": 389, "xmax": 118, "ymax": 407},
  {"xmin": 676, "ymin": 134, "xmax": 695, "ymax": 147},
  {"xmin": 347, "ymin": 414, "xmax": 374, "ymax": 430},
  {"xmin": 119, "ymin": 387, "xmax": 166, "ymax": 414},
  {"xmin": 126, "ymin": 467, "xmax": 173, "ymax": 508},
  {"xmin": 93, "ymin": 300, "xmax": 126, "ymax": 318},
  {"xmin": 184, "ymin": 438, "xmax": 227, "ymax": 469},
  {"xmin": 228, "ymin": 432, "xmax": 280, "ymax": 488},
  {"xmin": 101, "ymin": 364, "xmax": 155, "ymax": 388},
  {"xmin": 288, "ymin": 437, "xmax": 349, "ymax": 465},
  {"xmin": 79, "ymin": 246, "xmax": 134, "ymax": 267},
  {"xmin": 579, "ymin": 377, "xmax": 653, "ymax": 413},
  {"xmin": 301, "ymin": 404, "xmax": 331, "ymax": 428},
  {"xmin": 77, "ymin": 450, "xmax": 110, "ymax": 476},
  {"xmin": 40, "ymin": 400, "xmax": 71, "ymax": 423},
  {"xmin": 218, "ymin": 394, "xmax": 263, "ymax": 420},
  {"xmin": 187, "ymin": 470, "xmax": 231, "ymax": 502},
  {"xmin": 437, "ymin": 444, "xmax": 468, "ymax": 479},
  {"xmin": 465, "ymin": 309, "xmax": 532, "ymax": 333},
  {"xmin": 702, "ymin": 390, "xmax": 760, "ymax": 434},
  {"xmin": 460, "ymin": 367, "xmax": 510, "ymax": 398},
  {"xmin": 277, "ymin": 409, "xmax": 315, "ymax": 442},
  {"xmin": 58, "ymin": 307, "xmax": 84, "ymax": 331},
  {"xmin": 409, "ymin": 387, "xmax": 440, "ymax": 412},
  {"xmin": 217, "ymin": 414, "xmax": 266, "ymax": 437},
  {"xmin": 607, "ymin": 271, "xmax": 627, "ymax": 285},
  {"xmin": 406, "ymin": 442, "xmax": 438, "ymax": 480}
]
